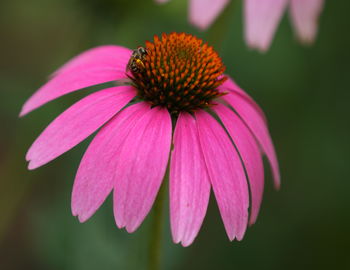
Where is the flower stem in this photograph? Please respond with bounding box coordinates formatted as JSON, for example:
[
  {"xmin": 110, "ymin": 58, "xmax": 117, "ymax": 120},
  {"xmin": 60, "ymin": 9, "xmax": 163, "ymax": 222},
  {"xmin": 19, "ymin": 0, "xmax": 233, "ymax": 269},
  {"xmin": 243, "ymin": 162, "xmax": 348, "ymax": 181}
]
[{"xmin": 148, "ymin": 178, "xmax": 167, "ymax": 270}]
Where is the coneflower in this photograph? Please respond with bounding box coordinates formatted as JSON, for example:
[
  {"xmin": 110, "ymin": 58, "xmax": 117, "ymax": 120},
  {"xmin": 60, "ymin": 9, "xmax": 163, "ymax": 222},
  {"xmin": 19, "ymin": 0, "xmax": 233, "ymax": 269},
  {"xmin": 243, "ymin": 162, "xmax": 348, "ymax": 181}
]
[{"xmin": 21, "ymin": 32, "xmax": 279, "ymax": 246}]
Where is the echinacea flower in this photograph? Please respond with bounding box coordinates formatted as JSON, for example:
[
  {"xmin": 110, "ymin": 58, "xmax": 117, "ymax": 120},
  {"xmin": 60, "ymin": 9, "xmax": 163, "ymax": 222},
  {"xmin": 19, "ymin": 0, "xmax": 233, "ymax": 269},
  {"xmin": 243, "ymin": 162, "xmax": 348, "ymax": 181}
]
[
  {"xmin": 156, "ymin": 0, "xmax": 324, "ymax": 52},
  {"xmin": 21, "ymin": 32, "xmax": 279, "ymax": 246}
]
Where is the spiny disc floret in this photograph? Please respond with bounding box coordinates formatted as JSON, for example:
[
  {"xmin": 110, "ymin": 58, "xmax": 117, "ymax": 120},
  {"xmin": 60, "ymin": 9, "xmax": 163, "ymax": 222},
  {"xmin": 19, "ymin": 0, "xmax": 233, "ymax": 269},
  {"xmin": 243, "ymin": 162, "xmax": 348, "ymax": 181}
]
[{"xmin": 129, "ymin": 32, "xmax": 227, "ymax": 114}]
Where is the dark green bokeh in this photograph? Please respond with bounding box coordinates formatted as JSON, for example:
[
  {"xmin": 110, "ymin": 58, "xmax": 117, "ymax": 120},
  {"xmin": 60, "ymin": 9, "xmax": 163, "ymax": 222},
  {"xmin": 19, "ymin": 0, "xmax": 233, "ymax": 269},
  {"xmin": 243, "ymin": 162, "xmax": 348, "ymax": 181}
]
[{"xmin": 1, "ymin": 0, "xmax": 349, "ymax": 269}]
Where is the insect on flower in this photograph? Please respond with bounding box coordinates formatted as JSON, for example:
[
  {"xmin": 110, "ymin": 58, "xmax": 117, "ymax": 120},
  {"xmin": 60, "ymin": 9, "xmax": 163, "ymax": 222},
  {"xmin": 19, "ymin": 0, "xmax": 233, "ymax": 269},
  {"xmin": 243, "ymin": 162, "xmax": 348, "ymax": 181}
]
[
  {"xmin": 126, "ymin": 46, "xmax": 148, "ymax": 73},
  {"xmin": 21, "ymin": 32, "xmax": 280, "ymax": 247}
]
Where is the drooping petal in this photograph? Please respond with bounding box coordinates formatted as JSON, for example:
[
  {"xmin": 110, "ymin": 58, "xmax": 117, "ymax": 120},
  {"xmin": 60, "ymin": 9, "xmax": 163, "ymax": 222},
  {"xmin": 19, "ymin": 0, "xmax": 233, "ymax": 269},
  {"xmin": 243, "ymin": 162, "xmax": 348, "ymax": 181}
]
[
  {"xmin": 72, "ymin": 102, "xmax": 149, "ymax": 222},
  {"xmin": 219, "ymin": 75, "xmax": 248, "ymax": 97},
  {"xmin": 113, "ymin": 107, "xmax": 172, "ymax": 233},
  {"xmin": 170, "ymin": 112, "xmax": 210, "ymax": 247},
  {"xmin": 26, "ymin": 86, "xmax": 136, "ymax": 170},
  {"xmin": 53, "ymin": 45, "xmax": 132, "ymax": 77},
  {"xmin": 196, "ymin": 110, "xmax": 249, "ymax": 241},
  {"xmin": 244, "ymin": 0, "xmax": 288, "ymax": 52},
  {"xmin": 219, "ymin": 76, "xmax": 267, "ymax": 123},
  {"xmin": 189, "ymin": 0, "xmax": 230, "ymax": 30},
  {"xmin": 214, "ymin": 104, "xmax": 264, "ymax": 225},
  {"xmin": 289, "ymin": 0, "xmax": 324, "ymax": 44},
  {"xmin": 222, "ymin": 92, "xmax": 280, "ymax": 189},
  {"xmin": 20, "ymin": 46, "xmax": 132, "ymax": 116}
]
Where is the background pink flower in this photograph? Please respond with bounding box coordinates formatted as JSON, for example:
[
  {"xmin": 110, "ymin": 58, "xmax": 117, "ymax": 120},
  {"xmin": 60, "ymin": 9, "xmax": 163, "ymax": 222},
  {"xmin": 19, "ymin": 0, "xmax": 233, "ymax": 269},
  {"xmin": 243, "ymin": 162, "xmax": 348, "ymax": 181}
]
[
  {"xmin": 21, "ymin": 32, "xmax": 279, "ymax": 246},
  {"xmin": 156, "ymin": 0, "xmax": 324, "ymax": 51},
  {"xmin": 245, "ymin": 0, "xmax": 325, "ymax": 52}
]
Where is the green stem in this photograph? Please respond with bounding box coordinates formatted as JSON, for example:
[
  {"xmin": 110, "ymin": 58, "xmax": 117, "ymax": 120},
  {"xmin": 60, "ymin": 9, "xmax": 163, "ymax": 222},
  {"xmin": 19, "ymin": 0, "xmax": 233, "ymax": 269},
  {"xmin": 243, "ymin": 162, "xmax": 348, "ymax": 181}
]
[{"xmin": 148, "ymin": 179, "xmax": 167, "ymax": 270}]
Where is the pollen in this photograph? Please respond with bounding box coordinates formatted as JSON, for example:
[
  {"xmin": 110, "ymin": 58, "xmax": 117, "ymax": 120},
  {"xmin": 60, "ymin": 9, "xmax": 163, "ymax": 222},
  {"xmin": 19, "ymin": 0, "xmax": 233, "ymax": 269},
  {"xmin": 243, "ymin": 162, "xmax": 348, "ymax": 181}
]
[{"xmin": 128, "ymin": 32, "xmax": 227, "ymax": 114}]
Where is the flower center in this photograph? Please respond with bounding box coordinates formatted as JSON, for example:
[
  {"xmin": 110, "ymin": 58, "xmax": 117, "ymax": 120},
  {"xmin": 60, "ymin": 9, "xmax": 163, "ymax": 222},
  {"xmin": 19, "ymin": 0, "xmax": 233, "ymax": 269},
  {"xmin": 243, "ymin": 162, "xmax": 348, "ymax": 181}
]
[{"xmin": 128, "ymin": 32, "xmax": 227, "ymax": 114}]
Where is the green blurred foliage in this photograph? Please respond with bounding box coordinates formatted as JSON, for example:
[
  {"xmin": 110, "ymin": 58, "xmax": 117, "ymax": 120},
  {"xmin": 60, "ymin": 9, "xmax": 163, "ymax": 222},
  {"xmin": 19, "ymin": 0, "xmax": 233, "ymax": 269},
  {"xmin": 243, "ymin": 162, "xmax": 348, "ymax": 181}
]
[{"xmin": 0, "ymin": 0, "xmax": 349, "ymax": 269}]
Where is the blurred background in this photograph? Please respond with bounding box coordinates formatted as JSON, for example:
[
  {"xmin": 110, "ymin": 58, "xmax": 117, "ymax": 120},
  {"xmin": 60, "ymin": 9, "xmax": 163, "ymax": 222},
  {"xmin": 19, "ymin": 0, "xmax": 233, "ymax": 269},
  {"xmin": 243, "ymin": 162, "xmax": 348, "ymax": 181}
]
[{"xmin": 1, "ymin": 0, "xmax": 349, "ymax": 269}]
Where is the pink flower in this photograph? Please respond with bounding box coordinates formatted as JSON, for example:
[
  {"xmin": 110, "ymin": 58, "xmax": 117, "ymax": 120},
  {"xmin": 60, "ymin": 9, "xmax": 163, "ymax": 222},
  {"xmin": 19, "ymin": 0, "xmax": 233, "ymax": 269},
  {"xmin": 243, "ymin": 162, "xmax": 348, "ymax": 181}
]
[
  {"xmin": 156, "ymin": 0, "xmax": 324, "ymax": 51},
  {"xmin": 245, "ymin": 0, "xmax": 325, "ymax": 52},
  {"xmin": 21, "ymin": 32, "xmax": 280, "ymax": 246}
]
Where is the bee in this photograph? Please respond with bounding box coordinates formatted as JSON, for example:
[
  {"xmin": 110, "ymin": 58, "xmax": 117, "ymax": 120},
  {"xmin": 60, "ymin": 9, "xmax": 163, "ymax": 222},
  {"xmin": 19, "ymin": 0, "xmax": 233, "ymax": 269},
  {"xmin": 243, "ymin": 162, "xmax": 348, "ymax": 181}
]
[{"xmin": 127, "ymin": 46, "xmax": 148, "ymax": 73}]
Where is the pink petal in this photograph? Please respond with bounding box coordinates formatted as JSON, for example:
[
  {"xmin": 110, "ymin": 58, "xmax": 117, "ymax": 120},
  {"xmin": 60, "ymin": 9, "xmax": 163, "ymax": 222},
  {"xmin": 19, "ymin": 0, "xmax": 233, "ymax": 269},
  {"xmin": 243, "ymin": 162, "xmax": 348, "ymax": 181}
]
[
  {"xmin": 20, "ymin": 46, "xmax": 132, "ymax": 116},
  {"xmin": 219, "ymin": 76, "xmax": 267, "ymax": 123},
  {"xmin": 113, "ymin": 106, "xmax": 172, "ymax": 233},
  {"xmin": 189, "ymin": 0, "xmax": 230, "ymax": 30},
  {"xmin": 244, "ymin": 0, "xmax": 288, "ymax": 52},
  {"xmin": 222, "ymin": 92, "xmax": 280, "ymax": 189},
  {"xmin": 196, "ymin": 110, "xmax": 249, "ymax": 241},
  {"xmin": 72, "ymin": 102, "xmax": 149, "ymax": 222},
  {"xmin": 26, "ymin": 86, "xmax": 136, "ymax": 170},
  {"xmin": 289, "ymin": 0, "xmax": 324, "ymax": 44},
  {"xmin": 53, "ymin": 45, "xmax": 131, "ymax": 77},
  {"xmin": 219, "ymin": 75, "xmax": 248, "ymax": 97},
  {"xmin": 170, "ymin": 112, "xmax": 211, "ymax": 247},
  {"xmin": 214, "ymin": 104, "xmax": 264, "ymax": 225}
]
